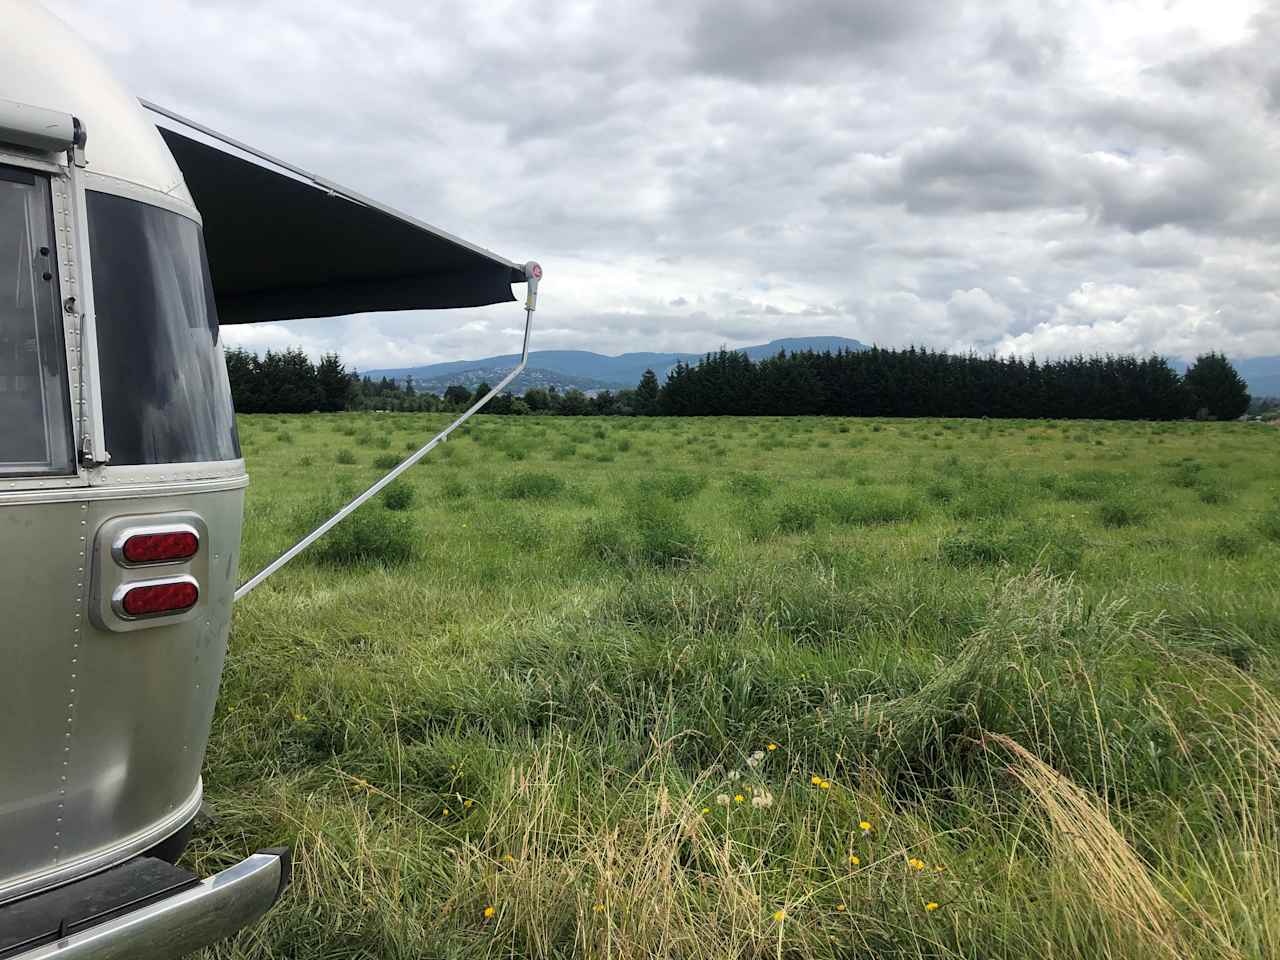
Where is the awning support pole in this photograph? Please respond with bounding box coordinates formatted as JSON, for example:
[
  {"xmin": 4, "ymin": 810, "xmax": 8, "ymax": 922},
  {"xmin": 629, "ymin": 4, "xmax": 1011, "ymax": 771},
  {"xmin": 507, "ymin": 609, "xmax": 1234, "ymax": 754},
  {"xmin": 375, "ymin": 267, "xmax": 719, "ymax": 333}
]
[{"xmin": 233, "ymin": 262, "xmax": 541, "ymax": 602}]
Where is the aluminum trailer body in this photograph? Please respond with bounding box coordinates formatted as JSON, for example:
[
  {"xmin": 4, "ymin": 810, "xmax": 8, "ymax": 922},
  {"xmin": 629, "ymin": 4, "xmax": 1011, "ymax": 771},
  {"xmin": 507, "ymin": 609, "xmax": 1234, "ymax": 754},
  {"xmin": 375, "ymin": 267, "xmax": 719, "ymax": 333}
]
[{"xmin": 0, "ymin": 3, "xmax": 536, "ymax": 956}]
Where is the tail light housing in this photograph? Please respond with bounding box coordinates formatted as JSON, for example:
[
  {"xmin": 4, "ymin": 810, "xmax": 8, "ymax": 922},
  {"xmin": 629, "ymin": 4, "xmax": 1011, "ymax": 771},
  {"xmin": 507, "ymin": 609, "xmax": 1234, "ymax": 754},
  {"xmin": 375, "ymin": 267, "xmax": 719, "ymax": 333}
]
[
  {"xmin": 93, "ymin": 513, "xmax": 210, "ymax": 632},
  {"xmin": 113, "ymin": 524, "xmax": 199, "ymax": 566},
  {"xmin": 114, "ymin": 576, "xmax": 200, "ymax": 619}
]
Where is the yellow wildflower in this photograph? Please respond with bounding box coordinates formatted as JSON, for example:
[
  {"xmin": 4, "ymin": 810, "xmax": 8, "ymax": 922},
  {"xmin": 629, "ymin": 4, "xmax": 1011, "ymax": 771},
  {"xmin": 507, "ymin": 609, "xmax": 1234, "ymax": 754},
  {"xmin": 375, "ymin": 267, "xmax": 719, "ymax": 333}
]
[
  {"xmin": 925, "ymin": 901, "xmax": 940, "ymax": 912},
  {"xmin": 773, "ymin": 909, "xmax": 786, "ymax": 922},
  {"xmin": 702, "ymin": 806, "xmax": 711, "ymax": 814},
  {"xmin": 836, "ymin": 903, "xmax": 847, "ymax": 912},
  {"xmin": 907, "ymin": 857, "xmax": 925, "ymax": 871},
  {"xmin": 442, "ymin": 808, "xmax": 450, "ymax": 817},
  {"xmin": 819, "ymin": 779, "xmax": 832, "ymax": 790},
  {"xmin": 734, "ymin": 794, "xmax": 745, "ymax": 804},
  {"xmin": 483, "ymin": 905, "xmax": 496, "ymax": 919},
  {"xmin": 767, "ymin": 743, "xmax": 778, "ymax": 751},
  {"xmin": 849, "ymin": 854, "xmax": 860, "ymax": 866},
  {"xmin": 859, "ymin": 820, "xmax": 872, "ymax": 832},
  {"xmin": 811, "ymin": 775, "xmax": 823, "ymax": 786},
  {"xmin": 593, "ymin": 904, "xmax": 605, "ymax": 914}
]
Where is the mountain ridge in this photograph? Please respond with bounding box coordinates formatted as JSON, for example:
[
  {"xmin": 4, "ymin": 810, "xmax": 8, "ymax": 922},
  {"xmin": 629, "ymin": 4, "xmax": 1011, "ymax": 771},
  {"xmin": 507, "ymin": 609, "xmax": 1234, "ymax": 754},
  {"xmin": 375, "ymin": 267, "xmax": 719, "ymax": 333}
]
[{"xmin": 364, "ymin": 336, "xmax": 870, "ymax": 392}]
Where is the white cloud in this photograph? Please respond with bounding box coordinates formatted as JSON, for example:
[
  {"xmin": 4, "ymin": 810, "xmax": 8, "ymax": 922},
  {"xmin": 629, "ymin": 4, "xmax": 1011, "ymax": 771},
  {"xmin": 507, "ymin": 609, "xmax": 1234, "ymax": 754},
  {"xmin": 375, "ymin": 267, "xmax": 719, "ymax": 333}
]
[{"xmin": 57, "ymin": 0, "xmax": 1280, "ymax": 366}]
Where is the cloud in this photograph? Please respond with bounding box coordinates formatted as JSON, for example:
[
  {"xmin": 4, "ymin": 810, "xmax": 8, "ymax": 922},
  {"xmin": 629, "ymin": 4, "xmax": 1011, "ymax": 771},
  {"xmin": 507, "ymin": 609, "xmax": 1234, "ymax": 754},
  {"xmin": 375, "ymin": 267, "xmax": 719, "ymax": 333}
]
[
  {"xmin": 946, "ymin": 289, "xmax": 1017, "ymax": 345},
  {"xmin": 684, "ymin": 0, "xmax": 944, "ymax": 81},
  {"xmin": 53, "ymin": 0, "xmax": 1280, "ymax": 367}
]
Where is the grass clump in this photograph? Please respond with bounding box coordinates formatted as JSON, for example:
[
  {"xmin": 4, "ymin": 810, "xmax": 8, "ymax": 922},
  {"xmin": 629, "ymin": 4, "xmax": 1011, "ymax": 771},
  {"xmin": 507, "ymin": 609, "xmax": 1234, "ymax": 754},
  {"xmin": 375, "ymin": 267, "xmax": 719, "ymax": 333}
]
[
  {"xmin": 1208, "ymin": 528, "xmax": 1254, "ymax": 559},
  {"xmin": 651, "ymin": 471, "xmax": 706, "ymax": 501},
  {"xmin": 940, "ymin": 520, "xmax": 1084, "ymax": 573},
  {"xmin": 828, "ymin": 488, "xmax": 922, "ymax": 526},
  {"xmin": 770, "ymin": 496, "xmax": 820, "ymax": 535},
  {"xmin": 724, "ymin": 471, "xmax": 772, "ymax": 498},
  {"xmin": 631, "ymin": 498, "xmax": 704, "ymax": 566},
  {"xmin": 500, "ymin": 471, "xmax": 564, "ymax": 500},
  {"xmin": 579, "ymin": 516, "xmax": 630, "ymax": 563},
  {"xmin": 1054, "ymin": 471, "xmax": 1114, "ymax": 502},
  {"xmin": 380, "ymin": 479, "xmax": 416, "ymax": 511},
  {"xmin": 371, "ymin": 453, "xmax": 401, "ymax": 470},
  {"xmin": 334, "ymin": 449, "xmax": 357, "ymax": 465},
  {"xmin": 292, "ymin": 497, "xmax": 418, "ymax": 567},
  {"xmin": 1258, "ymin": 503, "xmax": 1280, "ymax": 543},
  {"xmin": 1097, "ymin": 496, "xmax": 1148, "ymax": 528}
]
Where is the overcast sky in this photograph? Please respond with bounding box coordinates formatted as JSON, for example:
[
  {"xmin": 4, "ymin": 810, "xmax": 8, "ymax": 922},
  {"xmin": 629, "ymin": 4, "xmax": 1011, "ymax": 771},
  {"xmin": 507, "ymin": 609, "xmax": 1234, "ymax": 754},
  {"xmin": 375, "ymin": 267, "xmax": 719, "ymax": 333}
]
[{"xmin": 62, "ymin": 0, "xmax": 1279, "ymax": 369}]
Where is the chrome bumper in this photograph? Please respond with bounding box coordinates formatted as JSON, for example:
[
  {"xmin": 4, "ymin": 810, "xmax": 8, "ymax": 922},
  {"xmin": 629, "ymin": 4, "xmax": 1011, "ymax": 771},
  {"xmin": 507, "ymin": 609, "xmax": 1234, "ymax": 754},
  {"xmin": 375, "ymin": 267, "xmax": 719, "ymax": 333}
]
[{"xmin": 8, "ymin": 848, "xmax": 288, "ymax": 960}]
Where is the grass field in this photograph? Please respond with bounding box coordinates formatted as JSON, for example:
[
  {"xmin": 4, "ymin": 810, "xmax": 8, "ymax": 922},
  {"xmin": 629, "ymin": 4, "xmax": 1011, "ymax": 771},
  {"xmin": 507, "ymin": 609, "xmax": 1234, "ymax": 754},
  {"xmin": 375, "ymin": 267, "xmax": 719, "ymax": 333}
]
[{"xmin": 200, "ymin": 413, "xmax": 1280, "ymax": 959}]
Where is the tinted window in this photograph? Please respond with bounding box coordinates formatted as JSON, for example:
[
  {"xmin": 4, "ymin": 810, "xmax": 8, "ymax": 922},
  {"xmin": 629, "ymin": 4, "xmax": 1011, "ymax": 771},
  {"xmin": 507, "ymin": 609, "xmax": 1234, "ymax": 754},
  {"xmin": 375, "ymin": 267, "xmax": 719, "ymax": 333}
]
[
  {"xmin": 0, "ymin": 167, "xmax": 75, "ymax": 476},
  {"xmin": 87, "ymin": 191, "xmax": 240, "ymax": 465}
]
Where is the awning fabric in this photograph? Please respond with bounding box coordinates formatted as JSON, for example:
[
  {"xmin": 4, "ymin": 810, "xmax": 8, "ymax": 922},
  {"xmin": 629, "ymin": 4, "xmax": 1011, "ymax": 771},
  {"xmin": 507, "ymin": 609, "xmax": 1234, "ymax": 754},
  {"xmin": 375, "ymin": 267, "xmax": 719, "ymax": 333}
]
[{"xmin": 152, "ymin": 119, "xmax": 523, "ymax": 325}]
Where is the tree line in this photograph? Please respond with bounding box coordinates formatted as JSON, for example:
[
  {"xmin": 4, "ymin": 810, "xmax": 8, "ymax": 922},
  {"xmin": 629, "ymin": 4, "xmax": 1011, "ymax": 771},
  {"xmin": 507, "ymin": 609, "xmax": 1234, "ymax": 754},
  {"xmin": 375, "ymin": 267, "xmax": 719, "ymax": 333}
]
[{"xmin": 224, "ymin": 345, "xmax": 1252, "ymax": 421}]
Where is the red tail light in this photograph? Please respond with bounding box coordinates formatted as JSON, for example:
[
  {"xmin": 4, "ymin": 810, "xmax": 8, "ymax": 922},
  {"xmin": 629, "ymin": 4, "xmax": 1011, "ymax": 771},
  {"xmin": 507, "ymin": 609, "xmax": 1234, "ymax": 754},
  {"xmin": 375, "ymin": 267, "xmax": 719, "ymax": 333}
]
[
  {"xmin": 119, "ymin": 579, "xmax": 199, "ymax": 617},
  {"xmin": 120, "ymin": 530, "xmax": 199, "ymax": 564}
]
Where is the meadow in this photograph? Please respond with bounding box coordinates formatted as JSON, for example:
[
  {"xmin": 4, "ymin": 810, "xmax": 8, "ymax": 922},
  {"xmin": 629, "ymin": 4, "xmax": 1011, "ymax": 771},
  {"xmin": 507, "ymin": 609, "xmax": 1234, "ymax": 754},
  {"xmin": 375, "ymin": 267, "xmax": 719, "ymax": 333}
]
[{"xmin": 201, "ymin": 413, "xmax": 1280, "ymax": 959}]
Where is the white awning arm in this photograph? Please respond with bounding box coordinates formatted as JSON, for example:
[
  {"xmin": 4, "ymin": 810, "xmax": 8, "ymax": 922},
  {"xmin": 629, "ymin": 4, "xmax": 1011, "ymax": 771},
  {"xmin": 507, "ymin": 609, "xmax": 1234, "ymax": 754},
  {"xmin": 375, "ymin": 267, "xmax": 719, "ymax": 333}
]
[{"xmin": 233, "ymin": 262, "xmax": 541, "ymax": 602}]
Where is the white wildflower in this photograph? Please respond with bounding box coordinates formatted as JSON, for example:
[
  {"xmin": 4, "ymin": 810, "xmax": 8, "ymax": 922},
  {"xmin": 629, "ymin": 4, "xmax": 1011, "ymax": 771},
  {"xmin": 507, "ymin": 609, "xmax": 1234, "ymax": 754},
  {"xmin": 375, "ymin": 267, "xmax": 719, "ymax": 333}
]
[{"xmin": 715, "ymin": 794, "xmax": 731, "ymax": 807}]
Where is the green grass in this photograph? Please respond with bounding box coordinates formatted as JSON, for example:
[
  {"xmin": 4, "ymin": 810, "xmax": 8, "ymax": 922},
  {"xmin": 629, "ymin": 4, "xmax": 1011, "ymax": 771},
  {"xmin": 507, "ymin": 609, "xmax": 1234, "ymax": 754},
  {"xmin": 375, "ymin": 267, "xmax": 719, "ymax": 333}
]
[{"xmin": 204, "ymin": 413, "xmax": 1280, "ymax": 959}]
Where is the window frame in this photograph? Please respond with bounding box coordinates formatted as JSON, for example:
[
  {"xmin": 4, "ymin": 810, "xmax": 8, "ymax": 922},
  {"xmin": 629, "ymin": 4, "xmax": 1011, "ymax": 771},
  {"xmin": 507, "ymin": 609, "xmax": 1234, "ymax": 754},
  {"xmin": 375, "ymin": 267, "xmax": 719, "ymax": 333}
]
[{"xmin": 0, "ymin": 157, "xmax": 80, "ymax": 480}]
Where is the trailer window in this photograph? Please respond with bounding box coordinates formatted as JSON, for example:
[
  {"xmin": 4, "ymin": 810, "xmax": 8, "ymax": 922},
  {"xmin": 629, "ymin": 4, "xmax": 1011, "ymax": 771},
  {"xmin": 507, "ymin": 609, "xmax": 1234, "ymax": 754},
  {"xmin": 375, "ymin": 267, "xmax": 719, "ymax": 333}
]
[
  {"xmin": 87, "ymin": 191, "xmax": 240, "ymax": 465},
  {"xmin": 0, "ymin": 167, "xmax": 75, "ymax": 476}
]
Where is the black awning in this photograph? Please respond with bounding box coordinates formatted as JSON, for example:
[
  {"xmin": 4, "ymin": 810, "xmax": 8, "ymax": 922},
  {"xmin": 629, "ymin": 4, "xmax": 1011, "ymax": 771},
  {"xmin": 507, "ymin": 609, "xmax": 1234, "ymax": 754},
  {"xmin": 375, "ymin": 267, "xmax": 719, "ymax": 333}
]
[{"xmin": 151, "ymin": 115, "xmax": 524, "ymax": 325}]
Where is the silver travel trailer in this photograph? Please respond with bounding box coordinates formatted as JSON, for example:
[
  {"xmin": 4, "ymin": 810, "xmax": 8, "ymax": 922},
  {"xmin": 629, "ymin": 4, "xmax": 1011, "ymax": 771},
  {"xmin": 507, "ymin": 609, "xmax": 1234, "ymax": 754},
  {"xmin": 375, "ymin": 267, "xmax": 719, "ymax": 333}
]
[{"xmin": 0, "ymin": 3, "xmax": 539, "ymax": 957}]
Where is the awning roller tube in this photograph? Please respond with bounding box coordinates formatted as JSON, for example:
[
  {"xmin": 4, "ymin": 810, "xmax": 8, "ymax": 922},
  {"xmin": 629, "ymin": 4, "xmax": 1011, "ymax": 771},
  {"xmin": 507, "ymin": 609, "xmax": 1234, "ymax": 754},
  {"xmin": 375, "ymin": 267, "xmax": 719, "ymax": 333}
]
[{"xmin": 0, "ymin": 97, "xmax": 81, "ymax": 154}]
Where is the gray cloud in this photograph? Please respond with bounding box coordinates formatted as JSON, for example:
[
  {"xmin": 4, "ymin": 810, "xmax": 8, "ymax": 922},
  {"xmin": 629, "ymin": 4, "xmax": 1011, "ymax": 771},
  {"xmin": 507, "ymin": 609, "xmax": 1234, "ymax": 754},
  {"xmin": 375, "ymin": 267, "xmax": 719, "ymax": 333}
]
[
  {"xmin": 54, "ymin": 0, "xmax": 1280, "ymax": 368},
  {"xmin": 685, "ymin": 0, "xmax": 944, "ymax": 80}
]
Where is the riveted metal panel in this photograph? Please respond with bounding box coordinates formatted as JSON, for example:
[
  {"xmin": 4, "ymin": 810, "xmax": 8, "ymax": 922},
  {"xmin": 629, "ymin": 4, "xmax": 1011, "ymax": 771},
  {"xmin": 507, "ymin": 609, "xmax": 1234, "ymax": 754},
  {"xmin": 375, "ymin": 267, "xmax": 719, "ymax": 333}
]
[{"xmin": 0, "ymin": 485, "xmax": 243, "ymax": 903}]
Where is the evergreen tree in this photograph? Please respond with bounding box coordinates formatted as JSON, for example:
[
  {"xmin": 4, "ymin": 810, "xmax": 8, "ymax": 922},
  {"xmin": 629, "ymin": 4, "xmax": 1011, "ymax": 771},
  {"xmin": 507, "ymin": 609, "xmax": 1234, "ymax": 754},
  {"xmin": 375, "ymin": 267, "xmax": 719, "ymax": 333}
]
[
  {"xmin": 523, "ymin": 387, "xmax": 554, "ymax": 412},
  {"xmin": 558, "ymin": 389, "xmax": 592, "ymax": 416},
  {"xmin": 1184, "ymin": 353, "xmax": 1250, "ymax": 420},
  {"xmin": 224, "ymin": 347, "xmax": 261, "ymax": 412},
  {"xmin": 316, "ymin": 353, "xmax": 352, "ymax": 412},
  {"xmin": 635, "ymin": 369, "xmax": 660, "ymax": 415},
  {"xmin": 443, "ymin": 384, "xmax": 473, "ymax": 407}
]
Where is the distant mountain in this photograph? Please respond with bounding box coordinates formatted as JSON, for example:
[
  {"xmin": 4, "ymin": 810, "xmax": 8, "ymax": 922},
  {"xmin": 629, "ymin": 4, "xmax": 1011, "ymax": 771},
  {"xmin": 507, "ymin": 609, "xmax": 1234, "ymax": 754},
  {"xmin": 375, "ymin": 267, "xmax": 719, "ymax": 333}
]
[
  {"xmin": 1235, "ymin": 356, "xmax": 1280, "ymax": 399},
  {"xmin": 403, "ymin": 365, "xmax": 618, "ymax": 396},
  {"xmin": 365, "ymin": 336, "xmax": 869, "ymax": 394}
]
